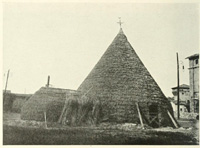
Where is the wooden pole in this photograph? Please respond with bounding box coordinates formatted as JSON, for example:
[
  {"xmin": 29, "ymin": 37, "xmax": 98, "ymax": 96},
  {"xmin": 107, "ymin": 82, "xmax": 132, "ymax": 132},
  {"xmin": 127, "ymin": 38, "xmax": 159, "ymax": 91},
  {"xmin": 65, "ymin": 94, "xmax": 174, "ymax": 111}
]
[
  {"xmin": 177, "ymin": 53, "xmax": 180, "ymax": 119},
  {"xmin": 4, "ymin": 69, "xmax": 10, "ymax": 93},
  {"xmin": 3, "ymin": 70, "xmax": 10, "ymax": 106},
  {"xmin": 46, "ymin": 75, "xmax": 50, "ymax": 87},
  {"xmin": 136, "ymin": 102, "xmax": 144, "ymax": 129},
  {"xmin": 167, "ymin": 110, "xmax": 179, "ymax": 128},
  {"xmin": 81, "ymin": 86, "xmax": 93, "ymax": 98},
  {"xmin": 44, "ymin": 76, "xmax": 49, "ymax": 128},
  {"xmin": 58, "ymin": 98, "xmax": 68, "ymax": 123},
  {"xmin": 44, "ymin": 111, "xmax": 48, "ymax": 129}
]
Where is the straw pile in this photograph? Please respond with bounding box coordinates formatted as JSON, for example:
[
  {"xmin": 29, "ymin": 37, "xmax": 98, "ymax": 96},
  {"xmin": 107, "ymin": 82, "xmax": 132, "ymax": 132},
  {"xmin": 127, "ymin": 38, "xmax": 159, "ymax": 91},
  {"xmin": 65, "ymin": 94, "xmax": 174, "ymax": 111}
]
[
  {"xmin": 58, "ymin": 93, "xmax": 102, "ymax": 126},
  {"xmin": 12, "ymin": 94, "xmax": 32, "ymax": 113},
  {"xmin": 21, "ymin": 87, "xmax": 76, "ymax": 122}
]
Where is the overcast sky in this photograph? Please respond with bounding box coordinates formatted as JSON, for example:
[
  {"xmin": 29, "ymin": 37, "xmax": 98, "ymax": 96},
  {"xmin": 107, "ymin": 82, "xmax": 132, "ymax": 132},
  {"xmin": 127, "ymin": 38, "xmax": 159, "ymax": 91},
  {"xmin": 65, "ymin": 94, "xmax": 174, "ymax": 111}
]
[{"xmin": 3, "ymin": 3, "xmax": 199, "ymax": 97}]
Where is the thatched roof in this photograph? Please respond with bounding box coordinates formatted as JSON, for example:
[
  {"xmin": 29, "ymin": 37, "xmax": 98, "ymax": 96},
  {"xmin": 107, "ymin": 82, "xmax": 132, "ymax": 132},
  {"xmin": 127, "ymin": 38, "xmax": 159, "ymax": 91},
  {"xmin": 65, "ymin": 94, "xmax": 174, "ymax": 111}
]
[
  {"xmin": 77, "ymin": 28, "xmax": 174, "ymax": 126},
  {"xmin": 21, "ymin": 87, "xmax": 77, "ymax": 122}
]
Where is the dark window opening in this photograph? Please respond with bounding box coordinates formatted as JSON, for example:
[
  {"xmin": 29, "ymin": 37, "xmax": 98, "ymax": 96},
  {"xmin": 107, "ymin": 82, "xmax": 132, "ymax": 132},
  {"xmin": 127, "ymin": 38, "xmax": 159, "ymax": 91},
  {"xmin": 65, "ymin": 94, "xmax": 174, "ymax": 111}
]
[
  {"xmin": 186, "ymin": 100, "xmax": 190, "ymax": 112},
  {"xmin": 196, "ymin": 59, "xmax": 198, "ymax": 65},
  {"xmin": 194, "ymin": 101, "xmax": 199, "ymax": 113}
]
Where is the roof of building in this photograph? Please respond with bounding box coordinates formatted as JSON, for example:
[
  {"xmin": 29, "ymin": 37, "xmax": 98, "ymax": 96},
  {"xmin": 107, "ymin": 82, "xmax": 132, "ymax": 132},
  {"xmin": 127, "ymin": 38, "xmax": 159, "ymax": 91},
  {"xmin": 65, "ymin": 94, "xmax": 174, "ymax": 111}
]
[
  {"xmin": 186, "ymin": 53, "xmax": 199, "ymax": 60},
  {"xmin": 172, "ymin": 100, "xmax": 187, "ymax": 106},
  {"xmin": 172, "ymin": 84, "xmax": 189, "ymax": 89},
  {"xmin": 13, "ymin": 93, "xmax": 32, "ymax": 97}
]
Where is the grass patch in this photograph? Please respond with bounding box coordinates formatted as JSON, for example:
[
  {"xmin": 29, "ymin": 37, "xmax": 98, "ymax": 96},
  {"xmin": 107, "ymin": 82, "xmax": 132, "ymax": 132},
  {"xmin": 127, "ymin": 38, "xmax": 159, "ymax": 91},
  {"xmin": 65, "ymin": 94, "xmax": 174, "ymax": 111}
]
[{"xmin": 3, "ymin": 124, "xmax": 198, "ymax": 145}]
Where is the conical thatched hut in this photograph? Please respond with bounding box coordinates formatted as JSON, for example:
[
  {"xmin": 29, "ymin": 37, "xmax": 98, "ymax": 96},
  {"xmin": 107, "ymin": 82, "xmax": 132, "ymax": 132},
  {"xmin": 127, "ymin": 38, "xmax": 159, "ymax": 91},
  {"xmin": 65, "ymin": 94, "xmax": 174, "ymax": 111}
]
[
  {"xmin": 77, "ymin": 28, "xmax": 176, "ymax": 127},
  {"xmin": 21, "ymin": 87, "xmax": 76, "ymax": 122}
]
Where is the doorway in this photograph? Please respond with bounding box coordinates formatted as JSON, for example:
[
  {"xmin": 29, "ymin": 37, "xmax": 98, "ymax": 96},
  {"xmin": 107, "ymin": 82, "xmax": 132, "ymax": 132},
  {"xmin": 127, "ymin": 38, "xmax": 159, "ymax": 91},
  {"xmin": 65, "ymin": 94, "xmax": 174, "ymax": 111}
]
[{"xmin": 149, "ymin": 104, "xmax": 159, "ymax": 128}]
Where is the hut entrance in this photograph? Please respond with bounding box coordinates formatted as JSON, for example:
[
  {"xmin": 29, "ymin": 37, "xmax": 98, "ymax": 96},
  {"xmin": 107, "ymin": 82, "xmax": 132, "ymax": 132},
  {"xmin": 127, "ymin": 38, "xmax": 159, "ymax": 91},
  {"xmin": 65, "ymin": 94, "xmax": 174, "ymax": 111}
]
[{"xmin": 149, "ymin": 104, "xmax": 159, "ymax": 128}]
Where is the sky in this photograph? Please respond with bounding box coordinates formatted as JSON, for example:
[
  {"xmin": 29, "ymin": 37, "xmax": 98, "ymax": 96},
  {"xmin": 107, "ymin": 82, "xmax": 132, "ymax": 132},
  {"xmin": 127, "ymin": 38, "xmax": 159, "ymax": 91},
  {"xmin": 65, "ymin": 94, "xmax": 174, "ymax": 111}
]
[{"xmin": 3, "ymin": 2, "xmax": 199, "ymax": 97}]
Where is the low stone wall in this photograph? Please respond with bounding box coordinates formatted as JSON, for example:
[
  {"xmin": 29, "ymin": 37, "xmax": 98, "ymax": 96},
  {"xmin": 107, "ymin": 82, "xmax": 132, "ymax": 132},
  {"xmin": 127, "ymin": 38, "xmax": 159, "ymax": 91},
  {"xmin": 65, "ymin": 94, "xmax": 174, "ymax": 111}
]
[{"xmin": 174, "ymin": 111, "xmax": 198, "ymax": 119}]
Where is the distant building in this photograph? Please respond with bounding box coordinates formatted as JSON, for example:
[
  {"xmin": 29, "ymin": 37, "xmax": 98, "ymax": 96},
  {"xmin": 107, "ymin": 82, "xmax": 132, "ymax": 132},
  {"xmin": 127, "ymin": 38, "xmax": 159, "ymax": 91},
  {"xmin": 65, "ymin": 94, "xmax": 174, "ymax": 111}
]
[
  {"xmin": 186, "ymin": 54, "xmax": 199, "ymax": 113},
  {"xmin": 3, "ymin": 90, "xmax": 32, "ymax": 113},
  {"xmin": 171, "ymin": 84, "xmax": 190, "ymax": 114}
]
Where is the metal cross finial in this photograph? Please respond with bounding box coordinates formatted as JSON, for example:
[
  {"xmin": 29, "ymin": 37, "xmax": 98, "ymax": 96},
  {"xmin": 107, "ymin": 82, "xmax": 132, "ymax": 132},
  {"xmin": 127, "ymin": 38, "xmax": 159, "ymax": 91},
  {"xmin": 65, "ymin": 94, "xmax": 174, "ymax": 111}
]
[{"xmin": 117, "ymin": 17, "xmax": 123, "ymax": 28}]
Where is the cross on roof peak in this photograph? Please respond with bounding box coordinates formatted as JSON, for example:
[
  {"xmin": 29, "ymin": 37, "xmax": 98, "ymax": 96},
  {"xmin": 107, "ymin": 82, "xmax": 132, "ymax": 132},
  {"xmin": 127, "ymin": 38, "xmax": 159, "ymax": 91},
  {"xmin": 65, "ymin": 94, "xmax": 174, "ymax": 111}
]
[{"xmin": 117, "ymin": 17, "xmax": 123, "ymax": 28}]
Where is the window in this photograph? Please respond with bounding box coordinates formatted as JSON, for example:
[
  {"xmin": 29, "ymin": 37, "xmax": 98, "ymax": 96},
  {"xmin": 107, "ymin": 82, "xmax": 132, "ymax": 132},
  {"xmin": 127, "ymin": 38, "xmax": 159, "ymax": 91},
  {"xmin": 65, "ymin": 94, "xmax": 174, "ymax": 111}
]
[
  {"xmin": 187, "ymin": 100, "xmax": 190, "ymax": 112},
  {"xmin": 196, "ymin": 59, "xmax": 198, "ymax": 65},
  {"xmin": 194, "ymin": 100, "xmax": 199, "ymax": 113},
  {"xmin": 180, "ymin": 108, "xmax": 182, "ymax": 112}
]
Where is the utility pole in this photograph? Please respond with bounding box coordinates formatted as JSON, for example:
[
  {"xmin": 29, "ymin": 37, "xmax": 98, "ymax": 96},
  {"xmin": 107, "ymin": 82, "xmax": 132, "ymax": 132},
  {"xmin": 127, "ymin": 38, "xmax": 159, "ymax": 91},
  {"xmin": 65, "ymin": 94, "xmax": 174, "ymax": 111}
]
[
  {"xmin": 177, "ymin": 53, "xmax": 180, "ymax": 119},
  {"xmin": 44, "ymin": 75, "xmax": 50, "ymax": 128},
  {"xmin": 4, "ymin": 69, "xmax": 10, "ymax": 93},
  {"xmin": 3, "ymin": 69, "xmax": 10, "ymax": 107}
]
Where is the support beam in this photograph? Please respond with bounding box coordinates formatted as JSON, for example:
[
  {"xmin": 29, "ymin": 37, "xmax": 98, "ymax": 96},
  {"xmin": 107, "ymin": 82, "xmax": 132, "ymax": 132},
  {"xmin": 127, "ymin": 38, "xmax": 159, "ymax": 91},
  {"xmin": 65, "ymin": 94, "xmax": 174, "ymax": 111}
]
[
  {"xmin": 167, "ymin": 110, "xmax": 179, "ymax": 128},
  {"xmin": 58, "ymin": 99, "xmax": 68, "ymax": 123},
  {"xmin": 44, "ymin": 111, "xmax": 48, "ymax": 129},
  {"xmin": 81, "ymin": 86, "xmax": 93, "ymax": 98},
  {"xmin": 136, "ymin": 102, "xmax": 144, "ymax": 129}
]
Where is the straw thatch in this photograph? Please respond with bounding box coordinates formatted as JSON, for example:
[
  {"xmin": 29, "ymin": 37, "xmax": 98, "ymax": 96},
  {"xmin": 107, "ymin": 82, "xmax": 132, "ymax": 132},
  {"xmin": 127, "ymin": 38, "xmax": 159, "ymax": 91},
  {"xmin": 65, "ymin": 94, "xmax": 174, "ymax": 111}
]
[
  {"xmin": 21, "ymin": 87, "xmax": 76, "ymax": 122},
  {"xmin": 77, "ymin": 28, "xmax": 176, "ymax": 127},
  {"xmin": 58, "ymin": 93, "xmax": 102, "ymax": 126},
  {"xmin": 12, "ymin": 94, "xmax": 32, "ymax": 113}
]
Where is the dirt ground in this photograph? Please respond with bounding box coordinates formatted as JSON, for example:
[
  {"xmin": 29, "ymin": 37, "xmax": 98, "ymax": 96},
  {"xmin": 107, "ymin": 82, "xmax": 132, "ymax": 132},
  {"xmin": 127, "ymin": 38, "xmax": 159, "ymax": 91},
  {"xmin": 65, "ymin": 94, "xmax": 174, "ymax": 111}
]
[{"xmin": 3, "ymin": 112, "xmax": 199, "ymax": 145}]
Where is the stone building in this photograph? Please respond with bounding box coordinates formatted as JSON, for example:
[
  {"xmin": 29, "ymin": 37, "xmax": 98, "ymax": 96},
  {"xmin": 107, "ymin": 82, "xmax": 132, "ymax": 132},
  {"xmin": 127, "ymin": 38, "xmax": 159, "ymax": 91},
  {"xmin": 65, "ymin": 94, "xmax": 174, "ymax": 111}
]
[
  {"xmin": 171, "ymin": 84, "xmax": 190, "ymax": 116},
  {"xmin": 186, "ymin": 54, "xmax": 199, "ymax": 113},
  {"xmin": 172, "ymin": 84, "xmax": 190, "ymax": 103},
  {"xmin": 3, "ymin": 90, "xmax": 32, "ymax": 113}
]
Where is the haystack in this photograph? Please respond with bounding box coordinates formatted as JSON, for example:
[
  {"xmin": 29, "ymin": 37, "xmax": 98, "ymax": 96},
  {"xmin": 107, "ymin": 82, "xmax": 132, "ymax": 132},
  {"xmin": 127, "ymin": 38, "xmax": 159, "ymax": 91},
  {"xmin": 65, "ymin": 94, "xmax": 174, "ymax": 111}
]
[
  {"xmin": 21, "ymin": 87, "xmax": 76, "ymax": 122},
  {"xmin": 77, "ymin": 28, "xmax": 177, "ymax": 127},
  {"xmin": 12, "ymin": 94, "xmax": 32, "ymax": 113}
]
